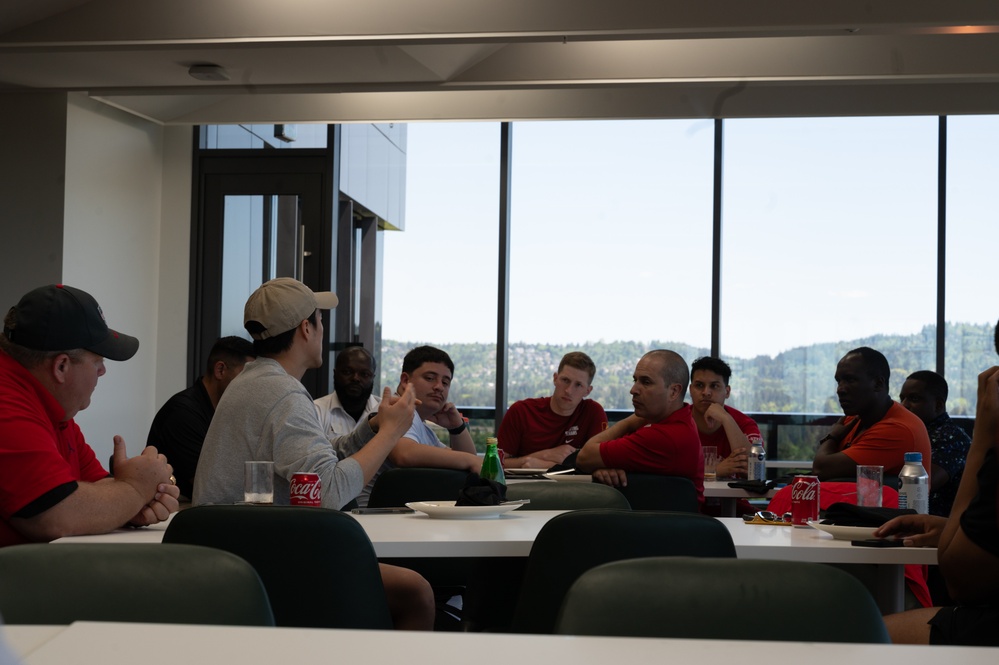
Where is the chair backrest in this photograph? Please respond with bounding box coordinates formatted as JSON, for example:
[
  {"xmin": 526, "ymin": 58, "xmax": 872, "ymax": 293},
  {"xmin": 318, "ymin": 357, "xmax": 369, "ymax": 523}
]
[
  {"xmin": 367, "ymin": 467, "xmax": 471, "ymax": 507},
  {"xmin": 556, "ymin": 557, "xmax": 890, "ymax": 644},
  {"xmin": 510, "ymin": 510, "xmax": 736, "ymax": 634},
  {"xmin": 163, "ymin": 505, "xmax": 392, "ymax": 629},
  {"xmin": 505, "ymin": 482, "xmax": 631, "ymax": 510},
  {"xmin": 615, "ymin": 473, "xmax": 699, "ymax": 512},
  {"xmin": 0, "ymin": 543, "xmax": 274, "ymax": 626}
]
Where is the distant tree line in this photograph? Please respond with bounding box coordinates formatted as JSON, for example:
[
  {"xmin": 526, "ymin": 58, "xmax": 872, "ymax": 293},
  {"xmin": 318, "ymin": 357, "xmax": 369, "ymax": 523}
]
[{"xmin": 380, "ymin": 322, "xmax": 994, "ymax": 415}]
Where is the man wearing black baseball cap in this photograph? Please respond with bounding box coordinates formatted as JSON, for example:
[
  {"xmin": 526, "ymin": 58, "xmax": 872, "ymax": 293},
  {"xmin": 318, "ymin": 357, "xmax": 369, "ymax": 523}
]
[{"xmin": 0, "ymin": 284, "xmax": 179, "ymax": 547}]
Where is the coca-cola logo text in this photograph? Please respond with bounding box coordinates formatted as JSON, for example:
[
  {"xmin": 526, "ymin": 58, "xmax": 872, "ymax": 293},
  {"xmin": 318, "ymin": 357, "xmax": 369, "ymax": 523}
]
[
  {"xmin": 791, "ymin": 482, "xmax": 818, "ymax": 501},
  {"xmin": 290, "ymin": 480, "xmax": 322, "ymax": 500}
]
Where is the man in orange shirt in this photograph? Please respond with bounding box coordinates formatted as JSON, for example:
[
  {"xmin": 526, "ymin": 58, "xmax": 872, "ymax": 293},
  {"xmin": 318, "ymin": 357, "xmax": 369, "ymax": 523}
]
[{"xmin": 812, "ymin": 346, "xmax": 931, "ymax": 480}]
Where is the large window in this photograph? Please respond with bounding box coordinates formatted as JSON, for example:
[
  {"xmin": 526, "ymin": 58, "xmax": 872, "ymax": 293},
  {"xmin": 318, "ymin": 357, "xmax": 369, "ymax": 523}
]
[
  {"xmin": 380, "ymin": 123, "xmax": 501, "ymax": 406},
  {"xmin": 722, "ymin": 117, "xmax": 938, "ymax": 420},
  {"xmin": 509, "ymin": 120, "xmax": 714, "ymax": 410},
  {"xmin": 945, "ymin": 116, "xmax": 999, "ymax": 415}
]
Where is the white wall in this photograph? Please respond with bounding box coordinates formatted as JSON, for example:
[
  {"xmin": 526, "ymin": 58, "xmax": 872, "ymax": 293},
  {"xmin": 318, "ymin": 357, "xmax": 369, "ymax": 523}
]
[{"xmin": 61, "ymin": 94, "xmax": 193, "ymax": 465}]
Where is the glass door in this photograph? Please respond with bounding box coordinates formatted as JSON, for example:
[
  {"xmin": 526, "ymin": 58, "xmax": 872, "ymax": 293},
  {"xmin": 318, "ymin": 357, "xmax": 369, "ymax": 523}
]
[{"xmin": 191, "ymin": 153, "xmax": 336, "ymax": 397}]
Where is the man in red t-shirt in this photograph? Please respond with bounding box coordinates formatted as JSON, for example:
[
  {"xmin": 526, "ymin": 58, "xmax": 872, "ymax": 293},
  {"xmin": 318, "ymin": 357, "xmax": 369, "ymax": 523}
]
[
  {"xmin": 576, "ymin": 350, "xmax": 703, "ymax": 503},
  {"xmin": 0, "ymin": 284, "xmax": 179, "ymax": 548},
  {"xmin": 689, "ymin": 356, "xmax": 760, "ymax": 478},
  {"xmin": 813, "ymin": 346, "xmax": 931, "ymax": 481},
  {"xmin": 499, "ymin": 351, "xmax": 607, "ymax": 469}
]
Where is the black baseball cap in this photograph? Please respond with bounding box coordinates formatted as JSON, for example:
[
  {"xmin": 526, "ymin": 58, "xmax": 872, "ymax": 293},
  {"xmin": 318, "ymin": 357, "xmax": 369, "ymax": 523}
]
[{"xmin": 3, "ymin": 284, "xmax": 139, "ymax": 361}]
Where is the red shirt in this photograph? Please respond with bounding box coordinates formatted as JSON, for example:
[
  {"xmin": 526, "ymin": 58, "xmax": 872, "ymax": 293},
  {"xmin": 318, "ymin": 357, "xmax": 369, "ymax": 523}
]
[
  {"xmin": 696, "ymin": 404, "xmax": 761, "ymax": 460},
  {"xmin": 599, "ymin": 404, "xmax": 704, "ymax": 503},
  {"xmin": 498, "ymin": 396, "xmax": 607, "ymax": 458},
  {"xmin": 0, "ymin": 351, "xmax": 108, "ymax": 547}
]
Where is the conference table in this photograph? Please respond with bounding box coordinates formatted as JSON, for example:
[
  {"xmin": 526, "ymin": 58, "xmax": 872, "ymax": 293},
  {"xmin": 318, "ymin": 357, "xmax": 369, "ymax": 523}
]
[
  {"xmin": 6, "ymin": 621, "xmax": 997, "ymax": 665},
  {"xmin": 54, "ymin": 509, "xmax": 933, "ymax": 614}
]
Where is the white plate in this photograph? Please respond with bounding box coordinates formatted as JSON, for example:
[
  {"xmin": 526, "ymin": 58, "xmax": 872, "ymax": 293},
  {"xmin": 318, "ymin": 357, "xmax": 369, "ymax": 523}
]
[
  {"xmin": 543, "ymin": 473, "xmax": 593, "ymax": 482},
  {"xmin": 405, "ymin": 500, "xmax": 524, "ymax": 519},
  {"xmin": 807, "ymin": 521, "xmax": 879, "ymax": 541},
  {"xmin": 504, "ymin": 468, "xmax": 551, "ymax": 476}
]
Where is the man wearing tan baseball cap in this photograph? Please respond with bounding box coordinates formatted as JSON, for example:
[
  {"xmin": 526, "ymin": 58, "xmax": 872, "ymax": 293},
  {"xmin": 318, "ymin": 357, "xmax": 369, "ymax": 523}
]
[
  {"xmin": 193, "ymin": 277, "xmax": 434, "ymax": 630},
  {"xmin": 0, "ymin": 284, "xmax": 179, "ymax": 547}
]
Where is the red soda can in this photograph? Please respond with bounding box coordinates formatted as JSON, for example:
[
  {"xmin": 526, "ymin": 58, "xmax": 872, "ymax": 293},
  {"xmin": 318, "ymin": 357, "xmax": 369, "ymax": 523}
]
[
  {"xmin": 790, "ymin": 475, "xmax": 820, "ymax": 526},
  {"xmin": 289, "ymin": 472, "xmax": 322, "ymax": 507}
]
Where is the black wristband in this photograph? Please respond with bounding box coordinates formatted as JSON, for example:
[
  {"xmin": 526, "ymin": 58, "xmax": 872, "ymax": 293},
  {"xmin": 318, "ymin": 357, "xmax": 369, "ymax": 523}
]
[
  {"xmin": 818, "ymin": 434, "xmax": 836, "ymax": 445},
  {"xmin": 448, "ymin": 422, "xmax": 467, "ymax": 436}
]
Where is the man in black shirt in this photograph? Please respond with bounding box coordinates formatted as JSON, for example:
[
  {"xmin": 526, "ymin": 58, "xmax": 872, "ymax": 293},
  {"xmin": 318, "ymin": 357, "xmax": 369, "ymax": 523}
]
[{"xmin": 146, "ymin": 336, "xmax": 254, "ymax": 499}]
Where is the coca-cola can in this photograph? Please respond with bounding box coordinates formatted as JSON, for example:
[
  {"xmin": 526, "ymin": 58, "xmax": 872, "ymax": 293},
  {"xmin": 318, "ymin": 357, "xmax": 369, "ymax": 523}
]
[
  {"xmin": 289, "ymin": 472, "xmax": 322, "ymax": 507},
  {"xmin": 790, "ymin": 475, "xmax": 820, "ymax": 526}
]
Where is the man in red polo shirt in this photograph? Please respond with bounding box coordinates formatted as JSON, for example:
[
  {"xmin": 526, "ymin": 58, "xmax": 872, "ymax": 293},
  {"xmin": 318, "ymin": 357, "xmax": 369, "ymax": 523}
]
[
  {"xmin": 575, "ymin": 349, "xmax": 703, "ymax": 504},
  {"xmin": 0, "ymin": 284, "xmax": 179, "ymax": 547}
]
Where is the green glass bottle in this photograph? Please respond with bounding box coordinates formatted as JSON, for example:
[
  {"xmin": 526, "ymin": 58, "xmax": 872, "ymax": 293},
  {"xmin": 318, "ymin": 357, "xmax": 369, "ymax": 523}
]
[{"xmin": 480, "ymin": 437, "xmax": 506, "ymax": 485}]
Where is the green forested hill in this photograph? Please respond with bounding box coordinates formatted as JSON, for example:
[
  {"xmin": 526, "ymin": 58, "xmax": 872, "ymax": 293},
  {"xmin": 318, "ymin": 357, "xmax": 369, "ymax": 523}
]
[{"xmin": 379, "ymin": 321, "xmax": 995, "ymax": 416}]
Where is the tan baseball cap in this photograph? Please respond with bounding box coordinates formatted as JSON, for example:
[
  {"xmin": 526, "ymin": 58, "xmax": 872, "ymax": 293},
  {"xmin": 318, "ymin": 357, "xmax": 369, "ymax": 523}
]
[{"xmin": 243, "ymin": 278, "xmax": 338, "ymax": 340}]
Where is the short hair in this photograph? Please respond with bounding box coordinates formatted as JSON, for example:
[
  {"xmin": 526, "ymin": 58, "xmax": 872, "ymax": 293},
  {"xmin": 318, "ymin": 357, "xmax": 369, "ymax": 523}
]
[
  {"xmin": 644, "ymin": 349, "xmax": 689, "ymax": 392},
  {"xmin": 557, "ymin": 351, "xmax": 596, "ymax": 382},
  {"xmin": 906, "ymin": 370, "xmax": 949, "ymax": 403},
  {"xmin": 844, "ymin": 346, "xmax": 890, "ymax": 384},
  {"xmin": 205, "ymin": 336, "xmax": 255, "ymax": 374},
  {"xmin": 690, "ymin": 356, "xmax": 732, "ymax": 385},
  {"xmin": 335, "ymin": 345, "xmax": 376, "ymax": 373},
  {"xmin": 0, "ymin": 308, "xmax": 85, "ymax": 368},
  {"xmin": 253, "ymin": 309, "xmax": 319, "ymax": 357},
  {"xmin": 402, "ymin": 345, "xmax": 454, "ymax": 376}
]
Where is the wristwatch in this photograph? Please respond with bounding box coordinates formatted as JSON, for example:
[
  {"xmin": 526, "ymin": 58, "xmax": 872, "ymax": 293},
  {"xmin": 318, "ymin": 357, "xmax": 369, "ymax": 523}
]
[{"xmin": 447, "ymin": 422, "xmax": 468, "ymax": 435}]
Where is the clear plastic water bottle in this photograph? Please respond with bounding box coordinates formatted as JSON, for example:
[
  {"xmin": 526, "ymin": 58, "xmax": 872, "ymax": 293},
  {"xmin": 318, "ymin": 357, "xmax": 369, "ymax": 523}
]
[
  {"xmin": 747, "ymin": 436, "xmax": 767, "ymax": 481},
  {"xmin": 897, "ymin": 452, "xmax": 929, "ymax": 514}
]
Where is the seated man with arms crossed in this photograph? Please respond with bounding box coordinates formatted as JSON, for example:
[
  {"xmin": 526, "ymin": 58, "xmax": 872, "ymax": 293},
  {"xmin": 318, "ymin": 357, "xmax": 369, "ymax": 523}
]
[
  {"xmin": 498, "ymin": 351, "xmax": 607, "ymax": 469},
  {"xmin": 147, "ymin": 335, "xmax": 255, "ymax": 500},
  {"xmin": 575, "ymin": 349, "xmax": 704, "ymax": 504},
  {"xmin": 315, "ymin": 345, "xmax": 382, "ymax": 439},
  {"xmin": 192, "ymin": 277, "xmax": 433, "ymax": 630},
  {"xmin": 812, "ymin": 346, "xmax": 931, "ymax": 481},
  {"xmin": 0, "ymin": 284, "xmax": 178, "ymax": 547},
  {"xmin": 356, "ymin": 345, "xmax": 481, "ymax": 507}
]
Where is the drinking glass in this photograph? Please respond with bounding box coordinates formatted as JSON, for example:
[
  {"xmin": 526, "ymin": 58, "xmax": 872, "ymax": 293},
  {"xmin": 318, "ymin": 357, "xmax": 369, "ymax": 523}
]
[
  {"xmin": 703, "ymin": 446, "xmax": 719, "ymax": 482},
  {"xmin": 856, "ymin": 465, "xmax": 883, "ymax": 508},
  {"xmin": 244, "ymin": 461, "xmax": 274, "ymax": 504}
]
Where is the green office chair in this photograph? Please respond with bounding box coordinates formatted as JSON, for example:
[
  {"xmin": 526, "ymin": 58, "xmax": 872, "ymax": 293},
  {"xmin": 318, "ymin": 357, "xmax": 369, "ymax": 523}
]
[
  {"xmin": 367, "ymin": 467, "xmax": 471, "ymax": 507},
  {"xmin": 164, "ymin": 505, "xmax": 392, "ymax": 629},
  {"xmin": 366, "ymin": 467, "xmax": 477, "ymax": 630},
  {"xmin": 615, "ymin": 473, "xmax": 700, "ymax": 512},
  {"xmin": 557, "ymin": 557, "xmax": 890, "ymax": 643},
  {"xmin": 0, "ymin": 543, "xmax": 274, "ymax": 626},
  {"xmin": 510, "ymin": 510, "xmax": 736, "ymax": 634},
  {"xmin": 505, "ymin": 482, "xmax": 631, "ymax": 510}
]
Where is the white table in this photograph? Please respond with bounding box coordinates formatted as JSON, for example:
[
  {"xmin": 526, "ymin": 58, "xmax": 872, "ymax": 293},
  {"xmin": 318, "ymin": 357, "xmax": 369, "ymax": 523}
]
[
  {"xmin": 721, "ymin": 517, "xmax": 937, "ymax": 614},
  {"xmin": 53, "ymin": 509, "xmax": 934, "ymax": 613},
  {"xmin": 2, "ymin": 625, "xmax": 66, "ymax": 660},
  {"xmin": 8, "ymin": 621, "xmax": 999, "ymax": 665},
  {"xmin": 703, "ymin": 480, "xmax": 776, "ymax": 516}
]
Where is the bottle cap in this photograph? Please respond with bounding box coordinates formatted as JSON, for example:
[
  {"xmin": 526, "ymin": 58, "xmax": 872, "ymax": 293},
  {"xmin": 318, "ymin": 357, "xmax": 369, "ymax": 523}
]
[{"xmin": 904, "ymin": 452, "xmax": 923, "ymax": 462}]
